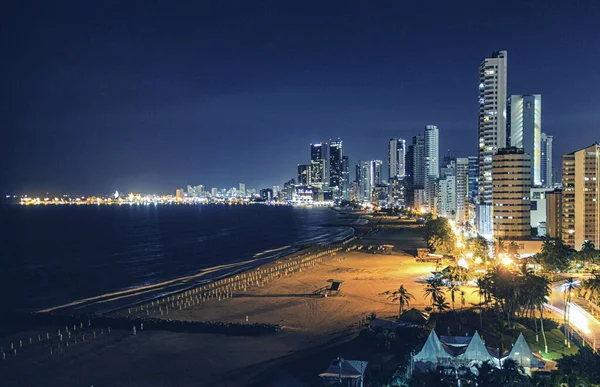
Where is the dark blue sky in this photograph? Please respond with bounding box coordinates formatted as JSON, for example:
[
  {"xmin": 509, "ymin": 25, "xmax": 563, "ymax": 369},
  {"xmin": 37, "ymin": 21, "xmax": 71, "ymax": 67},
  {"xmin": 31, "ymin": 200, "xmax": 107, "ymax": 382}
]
[{"xmin": 2, "ymin": 0, "xmax": 599, "ymax": 194}]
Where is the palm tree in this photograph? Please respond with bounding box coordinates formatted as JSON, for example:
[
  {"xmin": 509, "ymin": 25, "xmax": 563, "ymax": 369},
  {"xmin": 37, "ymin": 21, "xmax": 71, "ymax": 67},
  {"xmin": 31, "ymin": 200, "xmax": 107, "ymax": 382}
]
[
  {"xmin": 448, "ymin": 283, "xmax": 461, "ymax": 311},
  {"xmin": 424, "ymin": 277, "xmax": 445, "ymax": 306},
  {"xmin": 563, "ymin": 277, "xmax": 577, "ymax": 347},
  {"xmin": 433, "ymin": 295, "xmax": 450, "ymax": 313},
  {"xmin": 579, "ymin": 240, "xmax": 598, "ymax": 265},
  {"xmin": 389, "ymin": 284, "xmax": 415, "ymax": 316}
]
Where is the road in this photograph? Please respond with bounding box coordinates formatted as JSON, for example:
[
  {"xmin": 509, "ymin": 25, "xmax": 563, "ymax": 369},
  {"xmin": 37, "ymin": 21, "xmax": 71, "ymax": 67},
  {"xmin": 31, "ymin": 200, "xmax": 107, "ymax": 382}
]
[{"xmin": 546, "ymin": 281, "xmax": 600, "ymax": 349}]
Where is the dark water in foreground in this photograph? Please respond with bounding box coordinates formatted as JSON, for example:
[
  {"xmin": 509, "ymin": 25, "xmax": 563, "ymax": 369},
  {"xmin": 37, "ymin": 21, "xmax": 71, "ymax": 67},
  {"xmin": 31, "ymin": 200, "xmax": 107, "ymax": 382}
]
[{"xmin": 0, "ymin": 204, "xmax": 357, "ymax": 317}]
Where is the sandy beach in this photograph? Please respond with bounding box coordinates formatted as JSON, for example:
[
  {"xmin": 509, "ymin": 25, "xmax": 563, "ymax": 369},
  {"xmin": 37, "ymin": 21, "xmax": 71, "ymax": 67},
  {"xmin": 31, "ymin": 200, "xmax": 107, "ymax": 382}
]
[{"xmin": 1, "ymin": 225, "xmax": 483, "ymax": 387}]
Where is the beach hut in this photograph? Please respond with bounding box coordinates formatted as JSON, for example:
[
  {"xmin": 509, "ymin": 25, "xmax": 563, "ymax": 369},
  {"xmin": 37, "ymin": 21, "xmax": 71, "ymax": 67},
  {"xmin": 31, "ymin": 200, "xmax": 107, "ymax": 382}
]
[
  {"xmin": 326, "ymin": 280, "xmax": 344, "ymax": 296},
  {"xmin": 398, "ymin": 308, "xmax": 429, "ymax": 325},
  {"xmin": 319, "ymin": 357, "xmax": 368, "ymax": 386}
]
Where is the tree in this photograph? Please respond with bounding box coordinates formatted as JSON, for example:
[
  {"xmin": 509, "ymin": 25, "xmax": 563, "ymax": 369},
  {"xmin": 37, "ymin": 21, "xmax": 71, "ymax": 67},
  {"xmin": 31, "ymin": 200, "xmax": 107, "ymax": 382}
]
[
  {"xmin": 424, "ymin": 277, "xmax": 445, "ymax": 306},
  {"xmin": 579, "ymin": 274, "xmax": 600, "ymax": 312},
  {"xmin": 448, "ymin": 283, "xmax": 461, "ymax": 311},
  {"xmin": 389, "ymin": 284, "xmax": 415, "ymax": 316},
  {"xmin": 424, "ymin": 218, "xmax": 456, "ymax": 255},
  {"xmin": 534, "ymin": 238, "xmax": 574, "ymax": 273},
  {"xmin": 563, "ymin": 277, "xmax": 577, "ymax": 346},
  {"xmin": 432, "ymin": 295, "xmax": 450, "ymax": 313},
  {"xmin": 556, "ymin": 346, "xmax": 600, "ymax": 385},
  {"xmin": 579, "ymin": 240, "xmax": 598, "ymax": 264},
  {"xmin": 469, "ymin": 235, "xmax": 490, "ymax": 264}
]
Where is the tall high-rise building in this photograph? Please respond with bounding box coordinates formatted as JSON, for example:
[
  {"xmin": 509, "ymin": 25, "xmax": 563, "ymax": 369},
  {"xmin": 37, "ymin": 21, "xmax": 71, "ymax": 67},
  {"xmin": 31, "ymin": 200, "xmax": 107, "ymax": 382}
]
[
  {"xmin": 424, "ymin": 125, "xmax": 440, "ymax": 180},
  {"xmin": 297, "ymin": 164, "xmax": 312, "ymax": 185},
  {"xmin": 370, "ymin": 160, "xmax": 383, "ymax": 186},
  {"xmin": 477, "ymin": 50, "xmax": 508, "ymax": 234},
  {"xmin": 388, "ymin": 138, "xmax": 398, "ymax": 180},
  {"xmin": 424, "ymin": 125, "xmax": 439, "ymax": 210},
  {"xmin": 211, "ymin": 187, "xmax": 218, "ymax": 197},
  {"xmin": 455, "ymin": 158, "xmax": 469, "ymax": 222},
  {"xmin": 238, "ymin": 183, "xmax": 246, "ymax": 197},
  {"xmin": 467, "ymin": 156, "xmax": 479, "ymax": 199},
  {"xmin": 329, "ymin": 139, "xmax": 343, "ymax": 199},
  {"xmin": 361, "ymin": 161, "xmax": 371, "ymax": 201},
  {"xmin": 507, "ymin": 94, "xmax": 542, "ymax": 186},
  {"xmin": 492, "ymin": 147, "xmax": 531, "ymax": 240},
  {"xmin": 355, "ymin": 164, "xmax": 363, "ymax": 200},
  {"xmin": 398, "ymin": 139, "xmax": 406, "ymax": 178},
  {"xmin": 310, "ymin": 143, "xmax": 326, "ymax": 187},
  {"xmin": 541, "ymin": 133, "xmax": 553, "ymax": 188},
  {"xmin": 546, "ymin": 189, "xmax": 562, "ymax": 239},
  {"xmin": 341, "ymin": 155, "xmax": 350, "ymax": 200},
  {"xmin": 411, "ymin": 134, "xmax": 425, "ymax": 188},
  {"xmin": 438, "ymin": 167, "xmax": 456, "ymax": 219},
  {"xmin": 388, "ymin": 138, "xmax": 407, "ymax": 180},
  {"xmin": 283, "ymin": 179, "xmax": 295, "ymax": 201},
  {"xmin": 562, "ymin": 143, "xmax": 600, "ymax": 250},
  {"xmin": 187, "ymin": 185, "xmax": 197, "ymax": 197}
]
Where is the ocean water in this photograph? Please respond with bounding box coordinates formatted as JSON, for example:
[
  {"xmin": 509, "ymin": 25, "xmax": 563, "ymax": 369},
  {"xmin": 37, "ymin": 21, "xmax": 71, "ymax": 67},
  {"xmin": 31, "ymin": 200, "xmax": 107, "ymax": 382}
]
[{"xmin": 0, "ymin": 204, "xmax": 356, "ymax": 318}]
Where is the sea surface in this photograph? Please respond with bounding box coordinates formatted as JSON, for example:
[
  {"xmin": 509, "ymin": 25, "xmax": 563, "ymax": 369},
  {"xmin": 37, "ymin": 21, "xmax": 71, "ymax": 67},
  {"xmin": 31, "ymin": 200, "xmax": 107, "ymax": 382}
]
[{"xmin": 0, "ymin": 204, "xmax": 359, "ymax": 319}]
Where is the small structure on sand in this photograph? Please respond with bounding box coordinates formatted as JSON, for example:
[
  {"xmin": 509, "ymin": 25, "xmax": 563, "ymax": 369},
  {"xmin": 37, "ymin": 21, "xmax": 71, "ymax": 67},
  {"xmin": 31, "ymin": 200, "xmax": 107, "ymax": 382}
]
[
  {"xmin": 319, "ymin": 356, "xmax": 368, "ymax": 386},
  {"xmin": 326, "ymin": 280, "xmax": 344, "ymax": 296},
  {"xmin": 398, "ymin": 308, "xmax": 429, "ymax": 325}
]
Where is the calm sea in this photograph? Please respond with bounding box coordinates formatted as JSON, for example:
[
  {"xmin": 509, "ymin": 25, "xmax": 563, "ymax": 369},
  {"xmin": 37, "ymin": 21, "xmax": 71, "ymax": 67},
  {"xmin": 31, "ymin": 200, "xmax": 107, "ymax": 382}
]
[{"xmin": 0, "ymin": 204, "xmax": 357, "ymax": 319}]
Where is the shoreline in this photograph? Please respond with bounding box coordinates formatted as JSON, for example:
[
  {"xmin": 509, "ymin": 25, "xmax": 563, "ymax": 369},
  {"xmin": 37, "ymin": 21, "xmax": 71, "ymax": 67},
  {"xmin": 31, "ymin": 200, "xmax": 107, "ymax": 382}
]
[{"xmin": 1, "ymin": 222, "xmax": 367, "ymax": 336}]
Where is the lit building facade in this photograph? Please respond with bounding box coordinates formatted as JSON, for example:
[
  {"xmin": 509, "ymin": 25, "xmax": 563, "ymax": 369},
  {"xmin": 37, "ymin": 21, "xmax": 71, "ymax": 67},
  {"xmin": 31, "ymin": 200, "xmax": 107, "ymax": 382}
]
[
  {"xmin": 424, "ymin": 125, "xmax": 439, "ymax": 211},
  {"xmin": 562, "ymin": 144, "xmax": 600, "ymax": 250},
  {"xmin": 478, "ymin": 50, "xmax": 508, "ymax": 232},
  {"xmin": 492, "ymin": 147, "xmax": 531, "ymax": 240},
  {"xmin": 455, "ymin": 158, "xmax": 469, "ymax": 222},
  {"xmin": 508, "ymin": 94, "xmax": 542, "ymax": 186},
  {"xmin": 388, "ymin": 138, "xmax": 407, "ymax": 180},
  {"xmin": 310, "ymin": 143, "xmax": 326, "ymax": 187},
  {"xmin": 297, "ymin": 164, "xmax": 312, "ymax": 186},
  {"xmin": 371, "ymin": 160, "xmax": 383, "ymax": 186},
  {"xmin": 341, "ymin": 155, "xmax": 350, "ymax": 200},
  {"xmin": 546, "ymin": 189, "xmax": 562, "ymax": 239},
  {"xmin": 541, "ymin": 133, "xmax": 553, "ymax": 188},
  {"xmin": 329, "ymin": 139, "xmax": 343, "ymax": 200}
]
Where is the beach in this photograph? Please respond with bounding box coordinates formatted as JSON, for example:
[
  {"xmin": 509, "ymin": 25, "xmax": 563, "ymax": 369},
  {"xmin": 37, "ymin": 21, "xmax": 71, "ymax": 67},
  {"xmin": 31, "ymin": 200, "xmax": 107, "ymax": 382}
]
[{"xmin": 1, "ymin": 222, "xmax": 481, "ymax": 387}]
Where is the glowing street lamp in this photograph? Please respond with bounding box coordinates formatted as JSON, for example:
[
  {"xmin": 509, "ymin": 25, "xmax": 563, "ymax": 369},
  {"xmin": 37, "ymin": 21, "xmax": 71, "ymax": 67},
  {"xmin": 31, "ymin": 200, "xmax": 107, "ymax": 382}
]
[{"xmin": 502, "ymin": 256, "xmax": 513, "ymax": 266}]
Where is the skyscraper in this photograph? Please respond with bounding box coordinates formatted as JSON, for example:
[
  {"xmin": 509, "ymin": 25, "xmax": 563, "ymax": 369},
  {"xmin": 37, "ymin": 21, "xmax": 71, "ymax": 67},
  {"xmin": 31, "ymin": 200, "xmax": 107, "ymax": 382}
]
[
  {"xmin": 371, "ymin": 160, "xmax": 383, "ymax": 186},
  {"xmin": 297, "ymin": 164, "xmax": 311, "ymax": 185},
  {"xmin": 478, "ymin": 50, "xmax": 508, "ymax": 233},
  {"xmin": 507, "ymin": 94, "xmax": 542, "ymax": 186},
  {"xmin": 438, "ymin": 167, "xmax": 456, "ymax": 219},
  {"xmin": 238, "ymin": 183, "xmax": 246, "ymax": 197},
  {"xmin": 389, "ymin": 138, "xmax": 398, "ymax": 180},
  {"xmin": 361, "ymin": 161, "xmax": 371, "ymax": 201},
  {"xmin": 467, "ymin": 156, "xmax": 479, "ymax": 199},
  {"xmin": 341, "ymin": 155, "xmax": 350, "ymax": 200},
  {"xmin": 388, "ymin": 138, "xmax": 407, "ymax": 180},
  {"xmin": 424, "ymin": 125, "xmax": 439, "ymax": 211},
  {"xmin": 411, "ymin": 134, "xmax": 425, "ymax": 188},
  {"xmin": 329, "ymin": 139, "xmax": 343, "ymax": 199},
  {"xmin": 541, "ymin": 133, "xmax": 553, "ymax": 188},
  {"xmin": 492, "ymin": 147, "xmax": 531, "ymax": 240},
  {"xmin": 455, "ymin": 158, "xmax": 469, "ymax": 222},
  {"xmin": 310, "ymin": 143, "xmax": 326, "ymax": 187},
  {"xmin": 562, "ymin": 143, "xmax": 600, "ymax": 250},
  {"xmin": 355, "ymin": 163, "xmax": 363, "ymax": 200}
]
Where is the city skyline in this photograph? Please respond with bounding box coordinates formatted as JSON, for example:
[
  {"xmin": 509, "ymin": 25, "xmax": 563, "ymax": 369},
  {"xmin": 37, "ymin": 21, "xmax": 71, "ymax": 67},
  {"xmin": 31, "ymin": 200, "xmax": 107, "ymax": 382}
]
[{"xmin": 2, "ymin": 2, "xmax": 600, "ymax": 194}]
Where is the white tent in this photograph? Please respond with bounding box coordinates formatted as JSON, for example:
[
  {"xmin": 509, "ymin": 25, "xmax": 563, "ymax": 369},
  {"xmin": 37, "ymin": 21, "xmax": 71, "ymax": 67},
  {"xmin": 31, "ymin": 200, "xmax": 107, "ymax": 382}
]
[
  {"xmin": 457, "ymin": 331, "xmax": 495, "ymax": 364},
  {"xmin": 414, "ymin": 330, "xmax": 448, "ymax": 363},
  {"xmin": 505, "ymin": 333, "xmax": 544, "ymax": 369}
]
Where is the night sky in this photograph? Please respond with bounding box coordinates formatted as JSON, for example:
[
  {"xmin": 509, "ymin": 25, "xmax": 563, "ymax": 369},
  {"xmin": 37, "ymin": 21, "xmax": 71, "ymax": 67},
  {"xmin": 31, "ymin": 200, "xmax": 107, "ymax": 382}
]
[{"xmin": 2, "ymin": 0, "xmax": 599, "ymax": 194}]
